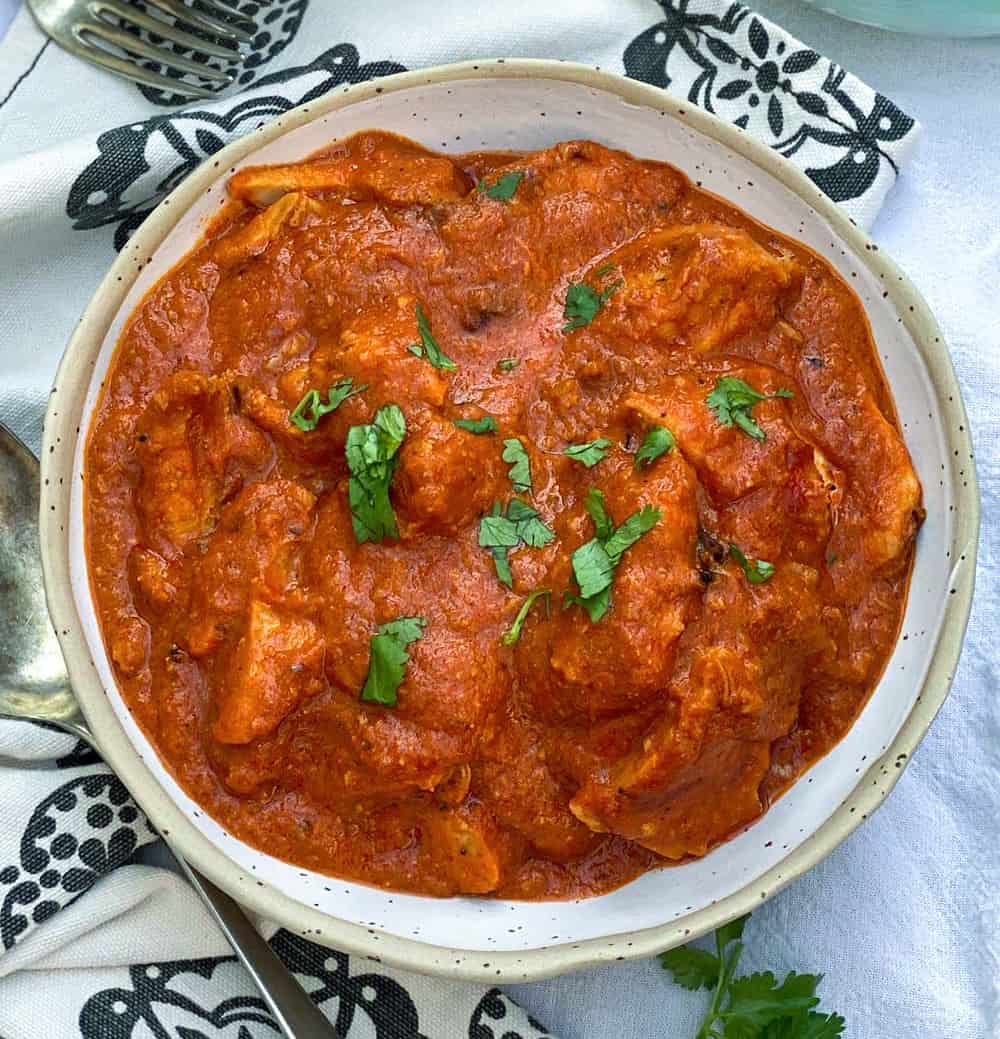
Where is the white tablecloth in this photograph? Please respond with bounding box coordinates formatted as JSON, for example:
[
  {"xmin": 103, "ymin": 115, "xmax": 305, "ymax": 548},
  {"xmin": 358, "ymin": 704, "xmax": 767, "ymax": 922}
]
[{"xmin": 0, "ymin": 2, "xmax": 996, "ymax": 1037}]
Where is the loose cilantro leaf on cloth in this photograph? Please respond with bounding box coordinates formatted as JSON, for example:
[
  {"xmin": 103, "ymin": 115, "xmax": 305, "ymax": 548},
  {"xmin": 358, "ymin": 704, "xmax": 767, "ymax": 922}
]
[
  {"xmin": 477, "ymin": 170, "xmax": 524, "ymax": 200},
  {"xmin": 360, "ymin": 616, "xmax": 426, "ymax": 707},
  {"xmin": 634, "ymin": 425, "xmax": 676, "ymax": 468},
  {"xmin": 497, "ymin": 357, "xmax": 519, "ymax": 372},
  {"xmin": 566, "ymin": 490, "xmax": 661, "ymax": 622},
  {"xmin": 346, "ymin": 404, "xmax": 406, "ymax": 543},
  {"xmin": 411, "ymin": 303, "xmax": 456, "ymax": 370},
  {"xmin": 501, "ymin": 588, "xmax": 551, "ymax": 646},
  {"xmin": 563, "ymin": 437, "xmax": 612, "ymax": 468},
  {"xmin": 478, "ymin": 499, "xmax": 554, "ymax": 586},
  {"xmin": 730, "ymin": 543, "xmax": 776, "ymax": 584},
  {"xmin": 453, "ymin": 415, "xmax": 498, "ymax": 435},
  {"xmin": 562, "ymin": 278, "xmax": 621, "ymax": 332},
  {"xmin": 660, "ymin": 914, "xmax": 845, "ymax": 1039},
  {"xmin": 502, "ymin": 437, "xmax": 532, "ymax": 493},
  {"xmin": 289, "ymin": 378, "xmax": 366, "ymax": 431},
  {"xmin": 706, "ymin": 376, "xmax": 793, "ymax": 441}
]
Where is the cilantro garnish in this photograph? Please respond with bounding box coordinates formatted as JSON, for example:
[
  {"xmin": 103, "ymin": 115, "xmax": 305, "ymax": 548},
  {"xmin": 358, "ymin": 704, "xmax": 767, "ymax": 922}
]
[
  {"xmin": 634, "ymin": 426, "xmax": 676, "ymax": 468},
  {"xmin": 453, "ymin": 415, "xmax": 498, "ymax": 435},
  {"xmin": 360, "ymin": 616, "xmax": 426, "ymax": 707},
  {"xmin": 409, "ymin": 303, "xmax": 456, "ymax": 370},
  {"xmin": 565, "ymin": 489, "xmax": 661, "ymax": 622},
  {"xmin": 706, "ymin": 376, "xmax": 793, "ymax": 442},
  {"xmin": 501, "ymin": 588, "xmax": 551, "ymax": 646},
  {"xmin": 564, "ymin": 438, "xmax": 612, "ymax": 468},
  {"xmin": 502, "ymin": 437, "xmax": 532, "ymax": 493},
  {"xmin": 345, "ymin": 404, "xmax": 406, "ymax": 544},
  {"xmin": 730, "ymin": 543, "xmax": 776, "ymax": 584},
  {"xmin": 289, "ymin": 378, "xmax": 366, "ymax": 432},
  {"xmin": 497, "ymin": 357, "xmax": 519, "ymax": 372},
  {"xmin": 661, "ymin": 913, "xmax": 845, "ymax": 1039},
  {"xmin": 477, "ymin": 170, "xmax": 524, "ymax": 201},
  {"xmin": 594, "ymin": 262, "xmax": 615, "ymax": 276},
  {"xmin": 562, "ymin": 278, "xmax": 621, "ymax": 333},
  {"xmin": 478, "ymin": 498, "xmax": 554, "ymax": 587}
]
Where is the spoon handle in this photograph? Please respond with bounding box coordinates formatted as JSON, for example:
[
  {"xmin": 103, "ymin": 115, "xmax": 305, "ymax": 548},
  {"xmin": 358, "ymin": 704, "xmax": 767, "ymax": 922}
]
[{"xmin": 173, "ymin": 857, "xmax": 340, "ymax": 1037}]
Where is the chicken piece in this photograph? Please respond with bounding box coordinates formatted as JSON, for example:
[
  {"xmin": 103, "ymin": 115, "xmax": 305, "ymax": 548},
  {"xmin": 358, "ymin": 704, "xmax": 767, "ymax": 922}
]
[
  {"xmin": 135, "ymin": 371, "xmax": 271, "ymax": 554},
  {"xmin": 229, "ymin": 141, "xmax": 468, "ymax": 209},
  {"xmin": 304, "ymin": 296, "xmax": 449, "ymax": 412},
  {"xmin": 625, "ymin": 368, "xmax": 831, "ymax": 562},
  {"xmin": 183, "ymin": 480, "xmax": 316, "ymax": 658},
  {"xmin": 570, "ymin": 564, "xmax": 828, "ymax": 858},
  {"xmin": 213, "ymin": 600, "xmax": 325, "ymax": 745},
  {"xmin": 422, "ymin": 802, "xmax": 504, "ymax": 894},
  {"xmin": 128, "ymin": 547, "xmax": 186, "ymax": 615},
  {"xmin": 604, "ymin": 224, "xmax": 801, "ymax": 353},
  {"xmin": 213, "ymin": 192, "xmax": 327, "ymax": 269},
  {"xmin": 395, "ymin": 414, "xmax": 503, "ymax": 537},
  {"xmin": 521, "ymin": 452, "xmax": 702, "ymax": 721},
  {"xmin": 849, "ymin": 393, "xmax": 923, "ymax": 569}
]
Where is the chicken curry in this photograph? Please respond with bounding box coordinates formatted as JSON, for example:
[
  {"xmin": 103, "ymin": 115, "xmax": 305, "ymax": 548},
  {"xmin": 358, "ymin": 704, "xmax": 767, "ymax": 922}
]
[{"xmin": 85, "ymin": 131, "xmax": 922, "ymax": 898}]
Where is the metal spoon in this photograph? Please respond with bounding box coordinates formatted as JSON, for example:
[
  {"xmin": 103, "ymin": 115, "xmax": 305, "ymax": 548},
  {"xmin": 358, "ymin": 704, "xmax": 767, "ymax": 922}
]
[{"xmin": 0, "ymin": 421, "xmax": 337, "ymax": 1039}]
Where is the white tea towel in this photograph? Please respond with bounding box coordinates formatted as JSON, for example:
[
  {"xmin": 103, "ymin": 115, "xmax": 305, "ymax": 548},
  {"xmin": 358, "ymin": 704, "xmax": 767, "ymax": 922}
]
[{"xmin": 0, "ymin": 2, "xmax": 945, "ymax": 1038}]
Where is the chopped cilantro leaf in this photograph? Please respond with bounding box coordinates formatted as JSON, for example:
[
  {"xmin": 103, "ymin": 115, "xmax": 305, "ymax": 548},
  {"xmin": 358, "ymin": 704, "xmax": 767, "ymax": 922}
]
[
  {"xmin": 594, "ymin": 262, "xmax": 615, "ymax": 276},
  {"xmin": 501, "ymin": 588, "xmax": 551, "ymax": 646},
  {"xmin": 603, "ymin": 505, "xmax": 662, "ymax": 560},
  {"xmin": 564, "ymin": 437, "xmax": 612, "ymax": 468},
  {"xmin": 453, "ymin": 415, "xmax": 498, "ymax": 435},
  {"xmin": 478, "ymin": 170, "xmax": 524, "ymax": 201},
  {"xmin": 479, "ymin": 499, "xmax": 553, "ymax": 587},
  {"xmin": 289, "ymin": 378, "xmax": 366, "ymax": 432},
  {"xmin": 413, "ymin": 303, "xmax": 456, "ymax": 370},
  {"xmin": 562, "ymin": 279, "xmax": 621, "ymax": 332},
  {"xmin": 706, "ymin": 376, "xmax": 793, "ymax": 442},
  {"xmin": 566, "ymin": 491, "xmax": 660, "ymax": 622},
  {"xmin": 360, "ymin": 615, "xmax": 426, "ymax": 707},
  {"xmin": 583, "ymin": 487, "xmax": 613, "ymax": 542},
  {"xmin": 505, "ymin": 497, "xmax": 554, "ymax": 548},
  {"xmin": 502, "ymin": 437, "xmax": 532, "ymax": 493},
  {"xmin": 634, "ymin": 425, "xmax": 676, "ymax": 468},
  {"xmin": 345, "ymin": 404, "xmax": 406, "ymax": 543},
  {"xmin": 730, "ymin": 543, "xmax": 775, "ymax": 584},
  {"xmin": 497, "ymin": 357, "xmax": 519, "ymax": 372}
]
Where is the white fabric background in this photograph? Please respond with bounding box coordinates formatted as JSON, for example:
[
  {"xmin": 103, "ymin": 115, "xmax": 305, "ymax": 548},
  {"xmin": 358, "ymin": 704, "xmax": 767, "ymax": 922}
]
[{"xmin": 0, "ymin": 2, "xmax": 996, "ymax": 1037}]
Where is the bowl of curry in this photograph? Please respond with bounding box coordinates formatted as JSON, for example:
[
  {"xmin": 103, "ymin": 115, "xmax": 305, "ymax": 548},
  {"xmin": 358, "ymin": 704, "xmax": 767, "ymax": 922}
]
[{"xmin": 41, "ymin": 62, "xmax": 977, "ymax": 980}]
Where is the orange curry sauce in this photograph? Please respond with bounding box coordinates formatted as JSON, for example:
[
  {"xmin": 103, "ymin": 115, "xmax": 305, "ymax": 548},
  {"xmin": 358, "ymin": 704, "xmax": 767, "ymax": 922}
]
[{"xmin": 85, "ymin": 131, "xmax": 922, "ymax": 898}]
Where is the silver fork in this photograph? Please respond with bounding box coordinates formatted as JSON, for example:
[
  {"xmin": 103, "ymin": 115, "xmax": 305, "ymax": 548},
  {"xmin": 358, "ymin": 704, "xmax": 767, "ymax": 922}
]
[{"xmin": 27, "ymin": 0, "xmax": 253, "ymax": 100}]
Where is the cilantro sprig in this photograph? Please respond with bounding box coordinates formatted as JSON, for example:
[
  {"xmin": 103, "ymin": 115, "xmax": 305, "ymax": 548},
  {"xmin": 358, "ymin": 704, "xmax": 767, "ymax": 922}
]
[
  {"xmin": 661, "ymin": 914, "xmax": 845, "ymax": 1039},
  {"xmin": 289, "ymin": 378, "xmax": 366, "ymax": 432},
  {"xmin": 409, "ymin": 303, "xmax": 456, "ymax": 370},
  {"xmin": 478, "ymin": 498, "xmax": 554, "ymax": 587},
  {"xmin": 730, "ymin": 543, "xmax": 775, "ymax": 584},
  {"xmin": 345, "ymin": 404, "xmax": 406, "ymax": 544},
  {"xmin": 635, "ymin": 425, "xmax": 676, "ymax": 468},
  {"xmin": 565, "ymin": 488, "xmax": 661, "ymax": 622},
  {"xmin": 707, "ymin": 377, "xmax": 793, "ymax": 442},
  {"xmin": 564, "ymin": 438, "xmax": 612, "ymax": 468},
  {"xmin": 477, "ymin": 170, "xmax": 524, "ymax": 201},
  {"xmin": 501, "ymin": 588, "xmax": 551, "ymax": 646},
  {"xmin": 360, "ymin": 616, "xmax": 426, "ymax": 707}
]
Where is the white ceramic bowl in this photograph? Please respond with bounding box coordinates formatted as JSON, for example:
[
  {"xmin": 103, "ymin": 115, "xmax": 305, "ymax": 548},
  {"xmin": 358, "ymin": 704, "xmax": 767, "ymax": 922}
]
[{"xmin": 39, "ymin": 61, "xmax": 978, "ymax": 982}]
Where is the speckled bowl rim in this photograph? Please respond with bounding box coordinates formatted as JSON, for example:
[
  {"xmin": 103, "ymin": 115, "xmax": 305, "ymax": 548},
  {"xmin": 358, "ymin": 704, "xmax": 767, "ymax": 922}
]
[{"xmin": 39, "ymin": 59, "xmax": 979, "ymax": 982}]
